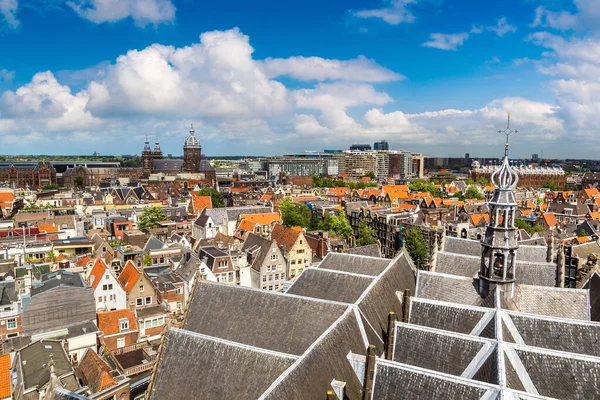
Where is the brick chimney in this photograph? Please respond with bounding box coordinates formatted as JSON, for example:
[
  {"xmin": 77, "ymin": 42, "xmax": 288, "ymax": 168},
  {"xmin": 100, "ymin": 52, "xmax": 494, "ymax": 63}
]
[
  {"xmin": 401, "ymin": 289, "xmax": 411, "ymax": 323},
  {"xmin": 385, "ymin": 312, "xmax": 396, "ymax": 360},
  {"xmin": 362, "ymin": 345, "xmax": 376, "ymax": 400}
]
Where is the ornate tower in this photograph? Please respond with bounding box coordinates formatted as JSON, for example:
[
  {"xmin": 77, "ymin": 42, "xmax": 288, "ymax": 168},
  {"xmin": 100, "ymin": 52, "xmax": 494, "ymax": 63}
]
[
  {"xmin": 153, "ymin": 137, "xmax": 163, "ymax": 160},
  {"xmin": 183, "ymin": 124, "xmax": 201, "ymax": 173},
  {"xmin": 142, "ymin": 137, "xmax": 153, "ymax": 176},
  {"xmin": 479, "ymin": 115, "xmax": 519, "ymax": 298}
]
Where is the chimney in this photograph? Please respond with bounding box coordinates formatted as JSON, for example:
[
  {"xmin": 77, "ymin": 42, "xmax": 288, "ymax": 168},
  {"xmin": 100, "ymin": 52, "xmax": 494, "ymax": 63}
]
[
  {"xmin": 401, "ymin": 289, "xmax": 411, "ymax": 323},
  {"xmin": 385, "ymin": 312, "xmax": 396, "ymax": 361},
  {"xmin": 362, "ymin": 345, "xmax": 376, "ymax": 400}
]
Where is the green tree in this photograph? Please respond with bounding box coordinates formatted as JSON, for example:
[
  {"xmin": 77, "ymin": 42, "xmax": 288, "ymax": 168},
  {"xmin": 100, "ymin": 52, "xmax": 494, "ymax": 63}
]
[
  {"xmin": 279, "ymin": 197, "xmax": 311, "ymax": 227},
  {"xmin": 514, "ymin": 218, "xmax": 545, "ymax": 236},
  {"xmin": 477, "ymin": 177, "xmax": 491, "ymax": 186},
  {"xmin": 542, "ymin": 180, "xmax": 559, "ymax": 191},
  {"xmin": 74, "ymin": 176, "xmax": 85, "ymax": 188},
  {"xmin": 404, "ymin": 227, "xmax": 427, "ymax": 269},
  {"xmin": 197, "ymin": 187, "xmax": 225, "ymax": 208},
  {"xmin": 138, "ymin": 207, "xmax": 168, "ymax": 231},
  {"xmin": 362, "ymin": 172, "xmax": 376, "ymax": 180},
  {"xmin": 356, "ymin": 220, "xmax": 378, "ymax": 246},
  {"xmin": 42, "ymin": 184, "xmax": 60, "ymax": 191},
  {"xmin": 465, "ymin": 186, "xmax": 484, "ymax": 200},
  {"xmin": 325, "ymin": 213, "xmax": 353, "ymax": 238},
  {"xmin": 578, "ymin": 229, "xmax": 588, "ymax": 237},
  {"xmin": 144, "ymin": 254, "xmax": 152, "ymax": 266}
]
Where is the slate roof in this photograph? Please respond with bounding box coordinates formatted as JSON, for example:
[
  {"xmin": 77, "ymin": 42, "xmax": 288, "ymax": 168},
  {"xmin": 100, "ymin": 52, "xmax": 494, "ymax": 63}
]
[
  {"xmin": 17, "ymin": 339, "xmax": 75, "ymax": 392},
  {"xmin": 416, "ymin": 271, "xmax": 482, "ymax": 306},
  {"xmin": 153, "ymin": 159, "xmax": 183, "ymax": 172},
  {"xmin": 151, "ymin": 329, "xmax": 296, "ymax": 400},
  {"xmin": 175, "ymin": 252, "xmax": 200, "ymax": 283},
  {"xmin": 183, "ymin": 281, "xmax": 349, "ymax": 356},
  {"xmin": 285, "ymin": 268, "xmax": 374, "ymax": 304},
  {"xmin": 343, "ymin": 243, "xmax": 382, "ymax": 258},
  {"xmin": 443, "ymin": 236, "xmax": 549, "ymax": 264},
  {"xmin": 582, "ymin": 269, "xmax": 600, "ymax": 321},
  {"xmin": 241, "ymin": 233, "xmax": 276, "ymax": 272},
  {"xmin": 144, "ymin": 236, "xmax": 168, "ymax": 252},
  {"xmin": 31, "ymin": 270, "xmax": 87, "ymax": 296},
  {"xmin": 316, "ymin": 252, "xmax": 391, "ymax": 276}
]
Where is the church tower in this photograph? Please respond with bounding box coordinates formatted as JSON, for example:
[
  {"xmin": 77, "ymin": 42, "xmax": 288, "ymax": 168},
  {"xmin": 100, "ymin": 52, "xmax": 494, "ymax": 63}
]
[
  {"xmin": 153, "ymin": 137, "xmax": 163, "ymax": 160},
  {"xmin": 478, "ymin": 115, "xmax": 519, "ymax": 298},
  {"xmin": 183, "ymin": 124, "xmax": 201, "ymax": 173},
  {"xmin": 142, "ymin": 137, "xmax": 153, "ymax": 176}
]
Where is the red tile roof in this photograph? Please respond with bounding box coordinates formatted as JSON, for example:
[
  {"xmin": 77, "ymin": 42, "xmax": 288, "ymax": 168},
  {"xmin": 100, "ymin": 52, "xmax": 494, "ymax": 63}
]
[
  {"xmin": 77, "ymin": 255, "xmax": 94, "ymax": 267},
  {"xmin": 271, "ymin": 224, "xmax": 302, "ymax": 252},
  {"xmin": 78, "ymin": 349, "xmax": 117, "ymax": 394},
  {"xmin": 239, "ymin": 212, "xmax": 281, "ymax": 226},
  {"xmin": 117, "ymin": 260, "xmax": 140, "ymax": 294},
  {"xmin": 191, "ymin": 193, "xmax": 212, "ymax": 214},
  {"xmin": 55, "ymin": 253, "xmax": 68, "ymax": 262},
  {"xmin": 0, "ymin": 354, "xmax": 10, "ymax": 399},
  {"xmin": 88, "ymin": 259, "xmax": 108, "ymax": 290},
  {"xmin": 543, "ymin": 212, "xmax": 557, "ymax": 227},
  {"xmin": 97, "ymin": 308, "xmax": 138, "ymax": 336}
]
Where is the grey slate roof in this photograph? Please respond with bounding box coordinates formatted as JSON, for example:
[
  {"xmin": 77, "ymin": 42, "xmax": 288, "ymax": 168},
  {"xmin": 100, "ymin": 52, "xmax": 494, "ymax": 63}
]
[
  {"xmin": 392, "ymin": 323, "xmax": 494, "ymax": 381},
  {"xmin": 416, "ymin": 271, "xmax": 481, "ymax": 306},
  {"xmin": 175, "ymin": 252, "xmax": 199, "ymax": 283},
  {"xmin": 241, "ymin": 233, "xmax": 276, "ymax": 272},
  {"xmin": 18, "ymin": 339, "xmax": 75, "ymax": 392},
  {"xmin": 582, "ymin": 269, "xmax": 600, "ymax": 321},
  {"xmin": 144, "ymin": 236, "xmax": 168, "ymax": 252},
  {"xmin": 31, "ymin": 271, "xmax": 87, "ymax": 296},
  {"xmin": 285, "ymin": 268, "xmax": 374, "ymax": 304},
  {"xmin": 372, "ymin": 360, "xmax": 496, "ymax": 400},
  {"xmin": 510, "ymin": 285, "xmax": 589, "ymax": 321},
  {"xmin": 183, "ymin": 281, "xmax": 348, "ymax": 356},
  {"xmin": 343, "ymin": 244, "xmax": 382, "ymax": 258},
  {"xmin": 151, "ymin": 329, "xmax": 296, "ymax": 400},
  {"xmin": 317, "ymin": 252, "xmax": 391, "ymax": 276},
  {"xmin": 443, "ymin": 236, "xmax": 549, "ymax": 264},
  {"xmin": 408, "ymin": 298, "xmax": 493, "ymax": 336},
  {"xmin": 153, "ymin": 159, "xmax": 183, "ymax": 171}
]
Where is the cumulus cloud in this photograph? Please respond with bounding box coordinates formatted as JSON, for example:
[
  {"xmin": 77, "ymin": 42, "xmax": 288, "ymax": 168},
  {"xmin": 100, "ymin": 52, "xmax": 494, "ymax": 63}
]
[
  {"xmin": 531, "ymin": 6, "xmax": 577, "ymax": 30},
  {"xmin": 422, "ymin": 32, "xmax": 469, "ymax": 51},
  {"xmin": 261, "ymin": 55, "xmax": 403, "ymax": 83},
  {"xmin": 0, "ymin": 0, "xmax": 19, "ymax": 28},
  {"xmin": 352, "ymin": 0, "xmax": 418, "ymax": 25},
  {"xmin": 67, "ymin": 0, "xmax": 175, "ymax": 26},
  {"xmin": 87, "ymin": 28, "xmax": 289, "ymax": 118}
]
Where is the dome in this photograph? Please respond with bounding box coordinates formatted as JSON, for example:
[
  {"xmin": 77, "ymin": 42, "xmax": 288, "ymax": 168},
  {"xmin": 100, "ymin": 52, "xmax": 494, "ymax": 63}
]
[
  {"xmin": 184, "ymin": 124, "xmax": 200, "ymax": 149},
  {"xmin": 154, "ymin": 138, "xmax": 162, "ymax": 152},
  {"xmin": 143, "ymin": 137, "xmax": 151, "ymax": 152}
]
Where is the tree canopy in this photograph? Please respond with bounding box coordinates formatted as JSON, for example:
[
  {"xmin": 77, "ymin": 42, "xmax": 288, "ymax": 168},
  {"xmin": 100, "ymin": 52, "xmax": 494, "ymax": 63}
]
[
  {"xmin": 408, "ymin": 179, "xmax": 442, "ymax": 198},
  {"xmin": 514, "ymin": 218, "xmax": 544, "ymax": 236},
  {"xmin": 319, "ymin": 212, "xmax": 353, "ymax": 238},
  {"xmin": 279, "ymin": 197, "xmax": 311, "ymax": 228},
  {"xmin": 41, "ymin": 184, "xmax": 60, "ymax": 191},
  {"xmin": 356, "ymin": 220, "xmax": 378, "ymax": 246},
  {"xmin": 404, "ymin": 227, "xmax": 427, "ymax": 269},
  {"xmin": 542, "ymin": 180, "xmax": 559, "ymax": 191},
  {"xmin": 312, "ymin": 175, "xmax": 378, "ymax": 190},
  {"xmin": 465, "ymin": 186, "xmax": 484, "ymax": 200},
  {"xmin": 197, "ymin": 187, "xmax": 225, "ymax": 208},
  {"xmin": 138, "ymin": 207, "xmax": 168, "ymax": 231}
]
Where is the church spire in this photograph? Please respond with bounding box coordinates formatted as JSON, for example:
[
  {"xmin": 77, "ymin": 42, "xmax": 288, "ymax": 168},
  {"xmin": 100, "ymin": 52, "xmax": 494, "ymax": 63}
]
[{"xmin": 478, "ymin": 114, "xmax": 519, "ymax": 298}]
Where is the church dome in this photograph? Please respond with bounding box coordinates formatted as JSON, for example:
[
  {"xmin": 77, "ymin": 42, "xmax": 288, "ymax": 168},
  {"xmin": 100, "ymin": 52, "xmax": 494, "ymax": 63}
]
[{"xmin": 184, "ymin": 124, "xmax": 200, "ymax": 149}]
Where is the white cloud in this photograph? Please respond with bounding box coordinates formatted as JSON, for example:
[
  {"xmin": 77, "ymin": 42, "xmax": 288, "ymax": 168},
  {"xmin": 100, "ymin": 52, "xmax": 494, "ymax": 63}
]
[
  {"xmin": 261, "ymin": 55, "xmax": 403, "ymax": 83},
  {"xmin": 470, "ymin": 25, "xmax": 483, "ymax": 34},
  {"xmin": 353, "ymin": 0, "xmax": 417, "ymax": 25},
  {"xmin": 67, "ymin": 0, "xmax": 175, "ymax": 26},
  {"xmin": 0, "ymin": 69, "xmax": 15, "ymax": 83},
  {"xmin": 531, "ymin": 6, "xmax": 577, "ymax": 30},
  {"xmin": 87, "ymin": 28, "xmax": 290, "ymax": 119},
  {"xmin": 0, "ymin": 0, "xmax": 19, "ymax": 28},
  {"xmin": 486, "ymin": 17, "xmax": 516, "ymax": 37},
  {"xmin": 422, "ymin": 32, "xmax": 469, "ymax": 51}
]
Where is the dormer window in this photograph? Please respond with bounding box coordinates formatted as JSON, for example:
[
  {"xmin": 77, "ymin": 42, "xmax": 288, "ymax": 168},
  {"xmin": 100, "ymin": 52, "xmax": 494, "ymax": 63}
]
[{"xmin": 119, "ymin": 318, "xmax": 129, "ymax": 332}]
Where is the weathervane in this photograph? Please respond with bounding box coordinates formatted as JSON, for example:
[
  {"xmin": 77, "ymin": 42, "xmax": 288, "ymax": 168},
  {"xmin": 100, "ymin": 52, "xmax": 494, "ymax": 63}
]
[{"xmin": 498, "ymin": 113, "xmax": 517, "ymax": 158}]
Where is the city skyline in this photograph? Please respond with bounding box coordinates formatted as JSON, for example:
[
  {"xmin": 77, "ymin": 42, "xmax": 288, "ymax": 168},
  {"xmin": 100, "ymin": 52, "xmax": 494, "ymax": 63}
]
[{"xmin": 1, "ymin": 0, "xmax": 599, "ymax": 158}]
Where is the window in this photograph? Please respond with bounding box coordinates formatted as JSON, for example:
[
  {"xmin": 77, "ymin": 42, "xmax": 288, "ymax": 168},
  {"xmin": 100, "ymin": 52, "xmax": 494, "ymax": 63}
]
[
  {"xmin": 145, "ymin": 296, "xmax": 152, "ymax": 305},
  {"xmin": 139, "ymin": 285, "xmax": 144, "ymax": 292},
  {"xmin": 7, "ymin": 319, "xmax": 16, "ymax": 330},
  {"xmin": 119, "ymin": 319, "xmax": 129, "ymax": 332},
  {"xmin": 176, "ymin": 287, "xmax": 182, "ymax": 295},
  {"xmin": 268, "ymin": 285, "xmax": 273, "ymax": 291},
  {"xmin": 266, "ymin": 266, "xmax": 271, "ymax": 272},
  {"xmin": 117, "ymin": 338, "xmax": 125, "ymax": 348},
  {"xmin": 291, "ymin": 259, "xmax": 296, "ymax": 265},
  {"xmin": 299, "ymin": 239, "xmax": 303, "ymax": 244},
  {"xmin": 98, "ymin": 297, "xmax": 102, "ymax": 303},
  {"xmin": 136, "ymin": 298, "xmax": 143, "ymax": 306},
  {"xmin": 270, "ymin": 255, "xmax": 278, "ymax": 261},
  {"xmin": 274, "ymin": 273, "xmax": 279, "ymax": 280},
  {"xmin": 262, "ymin": 276, "xmax": 266, "ymax": 282},
  {"xmin": 296, "ymin": 249, "xmax": 304, "ymax": 254}
]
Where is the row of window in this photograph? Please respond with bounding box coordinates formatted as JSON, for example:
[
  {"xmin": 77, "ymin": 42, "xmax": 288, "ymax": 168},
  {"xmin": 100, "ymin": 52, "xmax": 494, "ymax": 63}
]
[
  {"xmin": 262, "ymin": 284, "xmax": 281, "ymax": 291},
  {"xmin": 262, "ymin": 273, "xmax": 285, "ymax": 282},
  {"xmin": 266, "ymin": 265, "xmax": 283, "ymax": 272},
  {"xmin": 136, "ymin": 296, "xmax": 153, "ymax": 306},
  {"xmin": 139, "ymin": 316, "xmax": 165, "ymax": 329},
  {"xmin": 97, "ymin": 295, "xmax": 116, "ymax": 303}
]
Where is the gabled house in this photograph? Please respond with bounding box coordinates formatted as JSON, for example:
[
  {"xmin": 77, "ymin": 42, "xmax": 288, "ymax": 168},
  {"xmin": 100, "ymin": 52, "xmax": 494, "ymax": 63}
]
[
  {"xmin": 97, "ymin": 309, "xmax": 138, "ymax": 351},
  {"xmin": 198, "ymin": 246, "xmax": 238, "ymax": 285},
  {"xmin": 87, "ymin": 259, "xmax": 127, "ymax": 311},
  {"xmin": 143, "ymin": 236, "xmax": 180, "ymax": 265},
  {"xmin": 0, "ymin": 282, "xmax": 21, "ymax": 341},
  {"xmin": 241, "ymin": 233, "xmax": 287, "ymax": 291},
  {"xmin": 117, "ymin": 261, "xmax": 157, "ymax": 310},
  {"xmin": 145, "ymin": 267, "xmax": 186, "ymax": 314},
  {"xmin": 270, "ymin": 224, "xmax": 312, "ymax": 278},
  {"xmin": 174, "ymin": 252, "xmax": 199, "ymax": 306}
]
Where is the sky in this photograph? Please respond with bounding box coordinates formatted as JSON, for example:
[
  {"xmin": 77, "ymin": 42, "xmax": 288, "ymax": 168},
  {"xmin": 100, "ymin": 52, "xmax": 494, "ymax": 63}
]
[{"xmin": 0, "ymin": 0, "xmax": 598, "ymax": 158}]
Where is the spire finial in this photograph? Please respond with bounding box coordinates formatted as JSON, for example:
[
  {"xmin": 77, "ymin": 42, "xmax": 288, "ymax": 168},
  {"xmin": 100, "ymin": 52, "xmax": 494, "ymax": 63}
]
[{"xmin": 498, "ymin": 112, "xmax": 517, "ymax": 158}]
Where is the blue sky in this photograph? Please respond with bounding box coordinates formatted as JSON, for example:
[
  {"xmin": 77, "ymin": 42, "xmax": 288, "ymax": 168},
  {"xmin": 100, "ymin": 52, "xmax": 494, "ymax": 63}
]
[{"xmin": 0, "ymin": 0, "xmax": 598, "ymax": 158}]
